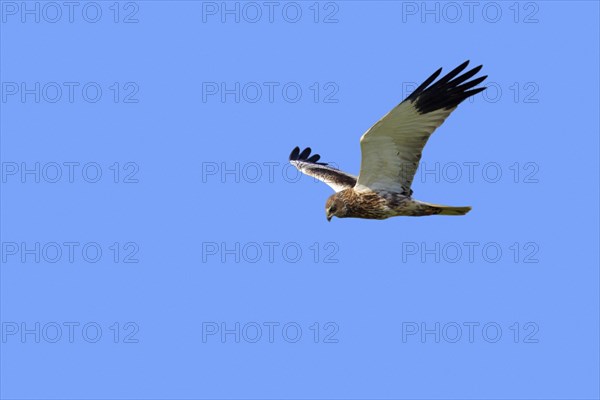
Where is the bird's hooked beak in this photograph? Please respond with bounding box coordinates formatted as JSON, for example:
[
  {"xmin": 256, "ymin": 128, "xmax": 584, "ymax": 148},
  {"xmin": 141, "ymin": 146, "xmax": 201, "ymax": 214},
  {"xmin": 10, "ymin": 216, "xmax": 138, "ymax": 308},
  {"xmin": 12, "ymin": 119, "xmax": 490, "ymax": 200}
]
[{"xmin": 327, "ymin": 215, "xmax": 332, "ymax": 222}]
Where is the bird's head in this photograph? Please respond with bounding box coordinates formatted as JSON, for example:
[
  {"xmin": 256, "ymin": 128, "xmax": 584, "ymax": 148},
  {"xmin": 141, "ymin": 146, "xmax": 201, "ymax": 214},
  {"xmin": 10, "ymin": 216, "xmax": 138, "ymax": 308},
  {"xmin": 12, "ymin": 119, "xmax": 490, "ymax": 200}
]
[{"xmin": 325, "ymin": 193, "xmax": 348, "ymax": 222}]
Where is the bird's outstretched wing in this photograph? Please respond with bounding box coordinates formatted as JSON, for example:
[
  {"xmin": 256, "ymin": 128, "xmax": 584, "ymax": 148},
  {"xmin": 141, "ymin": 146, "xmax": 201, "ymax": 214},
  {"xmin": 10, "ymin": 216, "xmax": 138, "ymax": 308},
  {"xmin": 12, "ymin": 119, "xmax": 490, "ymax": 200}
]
[
  {"xmin": 355, "ymin": 60, "xmax": 487, "ymax": 195},
  {"xmin": 289, "ymin": 146, "xmax": 357, "ymax": 192}
]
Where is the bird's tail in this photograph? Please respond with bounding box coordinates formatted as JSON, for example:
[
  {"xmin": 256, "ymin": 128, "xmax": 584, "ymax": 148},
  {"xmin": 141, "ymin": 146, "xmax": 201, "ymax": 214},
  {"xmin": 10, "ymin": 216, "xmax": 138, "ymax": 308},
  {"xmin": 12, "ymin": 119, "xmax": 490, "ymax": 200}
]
[{"xmin": 435, "ymin": 205, "xmax": 472, "ymax": 216}]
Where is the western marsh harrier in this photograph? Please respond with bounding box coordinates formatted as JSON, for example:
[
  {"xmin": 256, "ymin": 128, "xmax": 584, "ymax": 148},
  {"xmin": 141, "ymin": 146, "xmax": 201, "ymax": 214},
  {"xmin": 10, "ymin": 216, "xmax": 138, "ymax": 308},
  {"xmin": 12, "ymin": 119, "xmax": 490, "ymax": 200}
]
[{"xmin": 289, "ymin": 60, "xmax": 487, "ymax": 221}]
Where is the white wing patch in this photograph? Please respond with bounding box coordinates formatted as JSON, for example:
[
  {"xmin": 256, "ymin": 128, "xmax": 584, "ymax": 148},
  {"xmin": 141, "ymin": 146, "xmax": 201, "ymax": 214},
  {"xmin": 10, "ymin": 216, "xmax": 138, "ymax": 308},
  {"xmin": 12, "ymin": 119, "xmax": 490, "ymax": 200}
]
[
  {"xmin": 355, "ymin": 60, "xmax": 487, "ymax": 195},
  {"xmin": 289, "ymin": 147, "xmax": 357, "ymax": 193},
  {"xmin": 357, "ymin": 105, "xmax": 453, "ymax": 194}
]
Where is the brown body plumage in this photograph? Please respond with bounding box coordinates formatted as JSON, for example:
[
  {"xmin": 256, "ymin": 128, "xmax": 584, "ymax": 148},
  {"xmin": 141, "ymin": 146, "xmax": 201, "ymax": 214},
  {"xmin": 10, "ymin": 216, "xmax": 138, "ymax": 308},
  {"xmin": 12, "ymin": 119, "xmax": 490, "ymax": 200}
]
[{"xmin": 325, "ymin": 189, "xmax": 468, "ymax": 220}]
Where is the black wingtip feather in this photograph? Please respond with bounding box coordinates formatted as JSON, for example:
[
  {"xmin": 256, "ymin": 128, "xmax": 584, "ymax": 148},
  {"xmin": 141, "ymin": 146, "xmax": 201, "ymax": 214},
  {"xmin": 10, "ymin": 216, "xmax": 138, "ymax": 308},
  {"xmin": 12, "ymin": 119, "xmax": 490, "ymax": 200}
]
[
  {"xmin": 436, "ymin": 60, "xmax": 470, "ymax": 84},
  {"xmin": 407, "ymin": 61, "xmax": 487, "ymax": 114},
  {"xmin": 298, "ymin": 147, "xmax": 312, "ymax": 160},
  {"xmin": 447, "ymin": 64, "xmax": 483, "ymax": 86},
  {"xmin": 408, "ymin": 67, "xmax": 443, "ymax": 101},
  {"xmin": 289, "ymin": 146, "xmax": 300, "ymax": 160},
  {"xmin": 289, "ymin": 147, "xmax": 328, "ymax": 165}
]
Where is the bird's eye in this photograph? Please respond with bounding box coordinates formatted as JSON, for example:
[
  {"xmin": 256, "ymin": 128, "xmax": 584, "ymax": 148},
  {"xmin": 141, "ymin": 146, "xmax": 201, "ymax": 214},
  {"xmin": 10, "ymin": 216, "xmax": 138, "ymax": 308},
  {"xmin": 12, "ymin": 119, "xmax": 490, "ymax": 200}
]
[{"xmin": 330, "ymin": 206, "xmax": 337, "ymax": 213}]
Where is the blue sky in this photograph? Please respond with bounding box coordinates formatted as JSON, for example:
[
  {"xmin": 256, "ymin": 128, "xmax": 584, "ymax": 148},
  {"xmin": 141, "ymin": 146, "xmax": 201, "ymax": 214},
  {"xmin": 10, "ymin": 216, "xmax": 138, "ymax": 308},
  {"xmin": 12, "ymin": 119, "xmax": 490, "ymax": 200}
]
[{"xmin": 1, "ymin": 1, "xmax": 599, "ymax": 399}]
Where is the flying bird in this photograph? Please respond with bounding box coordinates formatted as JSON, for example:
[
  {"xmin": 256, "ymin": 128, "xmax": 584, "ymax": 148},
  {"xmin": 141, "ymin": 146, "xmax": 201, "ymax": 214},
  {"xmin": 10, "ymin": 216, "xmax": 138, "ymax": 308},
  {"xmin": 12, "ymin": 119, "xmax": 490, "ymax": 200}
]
[{"xmin": 289, "ymin": 60, "xmax": 487, "ymax": 221}]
